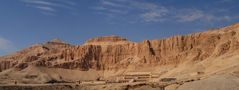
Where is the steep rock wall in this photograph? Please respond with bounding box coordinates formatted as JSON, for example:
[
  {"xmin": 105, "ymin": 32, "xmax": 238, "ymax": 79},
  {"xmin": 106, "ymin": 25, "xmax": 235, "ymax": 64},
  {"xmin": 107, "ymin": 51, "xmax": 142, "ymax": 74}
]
[{"xmin": 0, "ymin": 23, "xmax": 239, "ymax": 72}]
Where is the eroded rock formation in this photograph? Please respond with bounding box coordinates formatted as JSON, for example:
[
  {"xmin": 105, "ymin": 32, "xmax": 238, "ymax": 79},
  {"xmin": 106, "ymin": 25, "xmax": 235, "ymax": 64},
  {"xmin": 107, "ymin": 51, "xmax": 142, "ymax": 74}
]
[{"xmin": 0, "ymin": 23, "xmax": 239, "ymax": 72}]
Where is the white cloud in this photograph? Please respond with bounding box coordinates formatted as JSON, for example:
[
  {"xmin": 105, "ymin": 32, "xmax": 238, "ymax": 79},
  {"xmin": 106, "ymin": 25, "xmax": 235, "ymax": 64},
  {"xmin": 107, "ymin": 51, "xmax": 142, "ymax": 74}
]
[
  {"xmin": 0, "ymin": 37, "xmax": 15, "ymax": 51},
  {"xmin": 206, "ymin": 15, "xmax": 233, "ymax": 22},
  {"xmin": 22, "ymin": 0, "xmax": 54, "ymax": 6},
  {"xmin": 94, "ymin": 0, "xmax": 236, "ymax": 23},
  {"xmin": 94, "ymin": 0, "xmax": 169, "ymax": 22},
  {"xmin": 219, "ymin": 0, "xmax": 234, "ymax": 3},
  {"xmin": 21, "ymin": 0, "xmax": 76, "ymax": 15},
  {"xmin": 174, "ymin": 9, "xmax": 234, "ymax": 23},
  {"xmin": 35, "ymin": 6, "xmax": 56, "ymax": 12},
  {"xmin": 101, "ymin": 0, "xmax": 127, "ymax": 8},
  {"xmin": 141, "ymin": 10, "xmax": 168, "ymax": 22},
  {"xmin": 176, "ymin": 9, "xmax": 204, "ymax": 22},
  {"xmin": 131, "ymin": 1, "xmax": 169, "ymax": 22},
  {"xmin": 129, "ymin": 1, "xmax": 160, "ymax": 10}
]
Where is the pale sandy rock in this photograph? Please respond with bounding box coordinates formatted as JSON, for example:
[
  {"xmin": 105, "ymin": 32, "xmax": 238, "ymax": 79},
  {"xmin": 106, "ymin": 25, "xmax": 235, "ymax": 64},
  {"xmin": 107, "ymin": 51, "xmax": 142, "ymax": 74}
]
[
  {"xmin": 176, "ymin": 74, "xmax": 239, "ymax": 90},
  {"xmin": 0, "ymin": 23, "xmax": 239, "ymax": 71},
  {"xmin": 0, "ymin": 23, "xmax": 239, "ymax": 85}
]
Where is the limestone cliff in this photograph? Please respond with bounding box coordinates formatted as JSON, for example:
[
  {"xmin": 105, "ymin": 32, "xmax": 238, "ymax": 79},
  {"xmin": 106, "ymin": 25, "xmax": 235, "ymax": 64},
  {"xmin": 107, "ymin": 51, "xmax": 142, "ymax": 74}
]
[{"xmin": 0, "ymin": 23, "xmax": 239, "ymax": 72}]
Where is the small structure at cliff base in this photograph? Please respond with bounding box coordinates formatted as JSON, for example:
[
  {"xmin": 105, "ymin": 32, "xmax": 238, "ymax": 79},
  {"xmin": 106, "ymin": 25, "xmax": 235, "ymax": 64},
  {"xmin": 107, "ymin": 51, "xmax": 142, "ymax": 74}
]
[{"xmin": 115, "ymin": 72, "xmax": 159, "ymax": 83}]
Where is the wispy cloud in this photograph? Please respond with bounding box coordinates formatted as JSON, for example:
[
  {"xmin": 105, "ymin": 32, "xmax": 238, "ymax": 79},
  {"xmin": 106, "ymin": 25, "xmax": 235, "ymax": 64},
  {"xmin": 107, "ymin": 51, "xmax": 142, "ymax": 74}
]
[
  {"xmin": 22, "ymin": 0, "xmax": 53, "ymax": 5},
  {"xmin": 21, "ymin": 0, "xmax": 77, "ymax": 15},
  {"xmin": 93, "ymin": 0, "xmax": 236, "ymax": 24},
  {"xmin": 0, "ymin": 37, "xmax": 16, "ymax": 52},
  {"xmin": 140, "ymin": 10, "xmax": 168, "ymax": 22},
  {"xmin": 93, "ymin": 0, "xmax": 169, "ymax": 22},
  {"xmin": 131, "ymin": 1, "xmax": 169, "ymax": 22},
  {"xmin": 101, "ymin": 0, "xmax": 128, "ymax": 8},
  {"xmin": 175, "ymin": 9, "xmax": 204, "ymax": 22},
  {"xmin": 219, "ymin": 0, "xmax": 235, "ymax": 3},
  {"xmin": 175, "ymin": 9, "xmax": 234, "ymax": 23},
  {"xmin": 35, "ymin": 6, "xmax": 56, "ymax": 12},
  {"xmin": 21, "ymin": 0, "xmax": 237, "ymax": 23}
]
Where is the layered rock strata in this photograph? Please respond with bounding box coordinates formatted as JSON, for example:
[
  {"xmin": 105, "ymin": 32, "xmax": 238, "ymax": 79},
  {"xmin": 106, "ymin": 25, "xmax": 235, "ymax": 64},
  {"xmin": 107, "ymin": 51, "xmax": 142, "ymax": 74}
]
[{"xmin": 0, "ymin": 23, "xmax": 239, "ymax": 72}]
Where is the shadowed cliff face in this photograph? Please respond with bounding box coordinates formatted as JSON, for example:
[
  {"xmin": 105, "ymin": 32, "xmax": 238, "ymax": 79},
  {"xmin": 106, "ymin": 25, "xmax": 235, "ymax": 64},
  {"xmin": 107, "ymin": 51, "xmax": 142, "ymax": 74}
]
[{"xmin": 0, "ymin": 23, "xmax": 239, "ymax": 72}]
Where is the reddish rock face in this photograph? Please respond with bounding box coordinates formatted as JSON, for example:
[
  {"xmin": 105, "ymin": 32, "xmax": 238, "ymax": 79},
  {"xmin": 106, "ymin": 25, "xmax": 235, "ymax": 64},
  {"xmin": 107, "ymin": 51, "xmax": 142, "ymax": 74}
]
[{"xmin": 0, "ymin": 23, "xmax": 239, "ymax": 72}]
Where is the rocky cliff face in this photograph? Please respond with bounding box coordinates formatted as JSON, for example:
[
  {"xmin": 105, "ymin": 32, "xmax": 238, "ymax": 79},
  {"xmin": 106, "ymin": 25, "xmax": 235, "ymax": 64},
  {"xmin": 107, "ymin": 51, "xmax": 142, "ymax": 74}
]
[{"xmin": 0, "ymin": 23, "xmax": 239, "ymax": 72}]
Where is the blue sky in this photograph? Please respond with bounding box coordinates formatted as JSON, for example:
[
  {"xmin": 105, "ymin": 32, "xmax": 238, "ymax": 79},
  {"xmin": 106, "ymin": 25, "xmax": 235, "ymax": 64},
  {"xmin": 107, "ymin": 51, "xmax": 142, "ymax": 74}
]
[{"xmin": 0, "ymin": 0, "xmax": 239, "ymax": 55}]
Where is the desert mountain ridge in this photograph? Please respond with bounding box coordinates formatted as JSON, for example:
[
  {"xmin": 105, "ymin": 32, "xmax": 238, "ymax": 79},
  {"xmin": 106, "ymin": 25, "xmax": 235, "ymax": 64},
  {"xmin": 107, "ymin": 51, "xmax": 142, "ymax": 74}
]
[
  {"xmin": 0, "ymin": 23, "xmax": 239, "ymax": 90},
  {"xmin": 1, "ymin": 22, "xmax": 239, "ymax": 71}
]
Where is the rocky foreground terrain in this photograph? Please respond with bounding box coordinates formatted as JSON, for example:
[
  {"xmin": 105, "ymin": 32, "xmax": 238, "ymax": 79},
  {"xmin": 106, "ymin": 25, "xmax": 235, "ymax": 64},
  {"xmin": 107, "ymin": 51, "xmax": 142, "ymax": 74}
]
[{"xmin": 0, "ymin": 23, "xmax": 239, "ymax": 90}]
